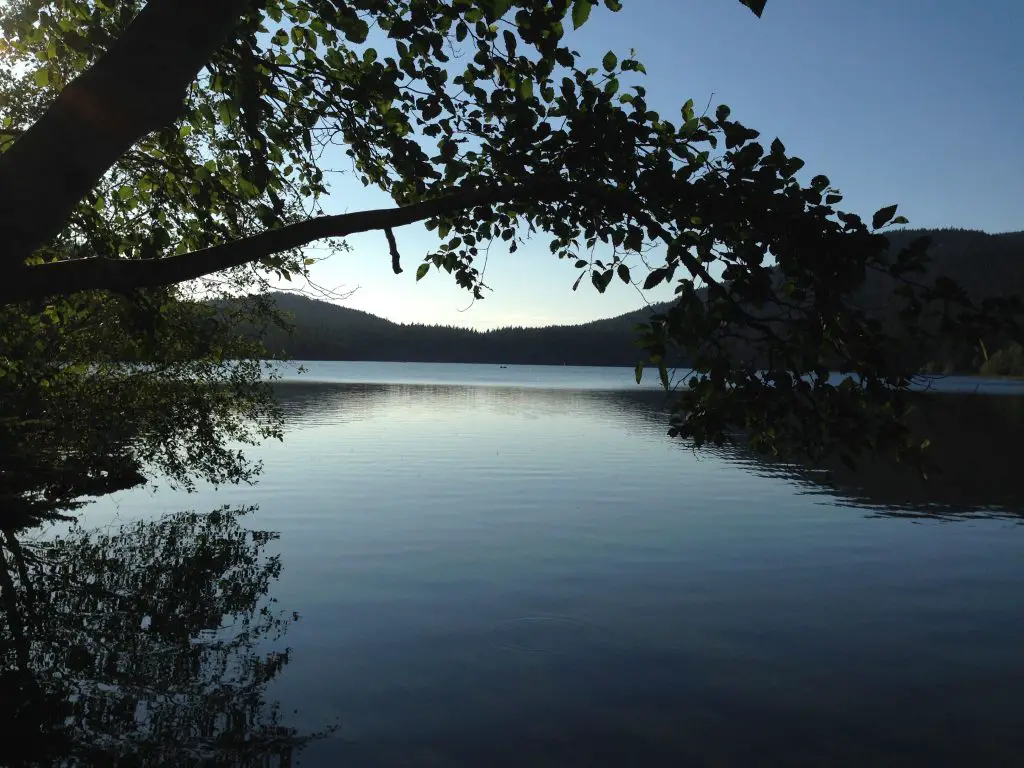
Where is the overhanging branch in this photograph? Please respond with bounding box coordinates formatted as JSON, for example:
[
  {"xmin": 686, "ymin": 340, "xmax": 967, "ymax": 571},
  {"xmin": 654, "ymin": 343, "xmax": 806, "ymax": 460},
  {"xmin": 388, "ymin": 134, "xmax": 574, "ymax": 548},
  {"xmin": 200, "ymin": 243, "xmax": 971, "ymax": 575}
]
[{"xmin": 0, "ymin": 184, "xmax": 534, "ymax": 304}]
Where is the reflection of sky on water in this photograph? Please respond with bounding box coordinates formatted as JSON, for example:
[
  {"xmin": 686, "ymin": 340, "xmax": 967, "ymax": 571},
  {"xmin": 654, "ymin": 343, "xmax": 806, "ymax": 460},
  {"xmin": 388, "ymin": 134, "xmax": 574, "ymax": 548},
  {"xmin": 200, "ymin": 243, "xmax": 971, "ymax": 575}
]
[
  {"xmin": 69, "ymin": 368, "xmax": 1024, "ymax": 766},
  {"xmin": 273, "ymin": 378, "xmax": 1024, "ymax": 518}
]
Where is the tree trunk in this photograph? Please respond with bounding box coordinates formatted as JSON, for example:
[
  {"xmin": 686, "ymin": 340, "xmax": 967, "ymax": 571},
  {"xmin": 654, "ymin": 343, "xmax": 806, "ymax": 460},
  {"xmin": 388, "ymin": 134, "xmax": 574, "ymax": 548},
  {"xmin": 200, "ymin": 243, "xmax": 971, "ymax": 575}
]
[{"xmin": 0, "ymin": 0, "xmax": 255, "ymax": 271}]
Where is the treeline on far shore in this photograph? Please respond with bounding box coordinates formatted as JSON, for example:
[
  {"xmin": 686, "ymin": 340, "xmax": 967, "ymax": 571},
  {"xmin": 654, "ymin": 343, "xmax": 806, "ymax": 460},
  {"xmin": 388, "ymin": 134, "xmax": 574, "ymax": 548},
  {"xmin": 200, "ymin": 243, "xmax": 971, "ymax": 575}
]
[{"xmin": 239, "ymin": 228, "xmax": 1024, "ymax": 375}]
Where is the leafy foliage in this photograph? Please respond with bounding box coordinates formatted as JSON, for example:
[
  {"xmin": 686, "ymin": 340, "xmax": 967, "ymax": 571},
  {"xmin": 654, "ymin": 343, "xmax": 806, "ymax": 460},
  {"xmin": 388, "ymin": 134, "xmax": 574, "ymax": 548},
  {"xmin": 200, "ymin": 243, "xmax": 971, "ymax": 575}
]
[{"xmin": 0, "ymin": 292, "xmax": 285, "ymax": 525}]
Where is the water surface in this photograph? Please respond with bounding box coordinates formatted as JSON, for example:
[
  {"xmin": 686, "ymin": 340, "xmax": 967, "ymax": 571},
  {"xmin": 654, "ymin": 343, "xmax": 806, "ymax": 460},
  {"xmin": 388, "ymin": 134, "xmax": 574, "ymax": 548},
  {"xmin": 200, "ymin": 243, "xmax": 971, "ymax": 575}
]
[
  {"xmin": 52, "ymin": 364, "xmax": 1024, "ymax": 765},
  {"xmin": 270, "ymin": 360, "xmax": 1024, "ymax": 395}
]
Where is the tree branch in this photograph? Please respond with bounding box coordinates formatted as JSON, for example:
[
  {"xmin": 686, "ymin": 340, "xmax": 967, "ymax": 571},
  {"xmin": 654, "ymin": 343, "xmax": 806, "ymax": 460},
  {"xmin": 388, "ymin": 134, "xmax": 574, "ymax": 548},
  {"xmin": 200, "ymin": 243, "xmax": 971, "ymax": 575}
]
[
  {"xmin": 385, "ymin": 228, "xmax": 402, "ymax": 274},
  {"xmin": 0, "ymin": 0, "xmax": 256, "ymax": 271},
  {"xmin": 0, "ymin": 184, "xmax": 533, "ymax": 304}
]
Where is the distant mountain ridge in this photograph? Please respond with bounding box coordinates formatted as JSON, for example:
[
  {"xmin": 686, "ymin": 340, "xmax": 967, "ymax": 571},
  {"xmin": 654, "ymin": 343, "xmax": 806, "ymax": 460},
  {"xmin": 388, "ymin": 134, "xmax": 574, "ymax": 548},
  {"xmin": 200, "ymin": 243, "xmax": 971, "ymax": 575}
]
[
  {"xmin": 257, "ymin": 292, "xmax": 673, "ymax": 366},
  {"xmin": 251, "ymin": 228, "xmax": 1024, "ymax": 369}
]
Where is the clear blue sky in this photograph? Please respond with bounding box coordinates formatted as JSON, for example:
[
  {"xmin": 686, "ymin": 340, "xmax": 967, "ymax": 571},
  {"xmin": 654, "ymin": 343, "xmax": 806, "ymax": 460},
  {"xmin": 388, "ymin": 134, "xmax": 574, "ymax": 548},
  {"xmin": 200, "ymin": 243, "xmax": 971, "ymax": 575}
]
[{"xmin": 302, "ymin": 0, "xmax": 1023, "ymax": 330}]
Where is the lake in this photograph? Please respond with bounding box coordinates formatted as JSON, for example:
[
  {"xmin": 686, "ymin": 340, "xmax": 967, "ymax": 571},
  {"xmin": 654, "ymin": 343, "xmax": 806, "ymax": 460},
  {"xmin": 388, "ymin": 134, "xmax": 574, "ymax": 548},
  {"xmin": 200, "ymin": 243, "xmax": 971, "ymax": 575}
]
[{"xmin": 19, "ymin": 363, "xmax": 1024, "ymax": 765}]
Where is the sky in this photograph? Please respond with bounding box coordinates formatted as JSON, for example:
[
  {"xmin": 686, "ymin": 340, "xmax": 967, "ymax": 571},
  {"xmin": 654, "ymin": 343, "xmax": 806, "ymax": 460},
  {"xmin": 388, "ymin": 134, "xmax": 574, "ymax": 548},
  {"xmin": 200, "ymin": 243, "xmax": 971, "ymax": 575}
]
[{"xmin": 298, "ymin": 0, "xmax": 1024, "ymax": 330}]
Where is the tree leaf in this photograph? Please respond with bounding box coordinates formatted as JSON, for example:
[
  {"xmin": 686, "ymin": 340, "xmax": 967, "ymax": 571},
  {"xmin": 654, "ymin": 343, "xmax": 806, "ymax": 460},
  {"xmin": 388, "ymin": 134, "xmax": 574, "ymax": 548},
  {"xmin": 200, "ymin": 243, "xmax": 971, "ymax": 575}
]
[
  {"xmin": 416, "ymin": 263, "xmax": 430, "ymax": 281},
  {"xmin": 341, "ymin": 16, "xmax": 369, "ymax": 43},
  {"xmin": 872, "ymin": 204, "xmax": 899, "ymax": 229},
  {"xmin": 592, "ymin": 268, "xmax": 613, "ymax": 293},
  {"xmin": 572, "ymin": 0, "xmax": 593, "ymax": 29},
  {"xmin": 602, "ymin": 51, "xmax": 617, "ymax": 72},
  {"xmin": 643, "ymin": 269, "xmax": 666, "ymax": 290},
  {"xmin": 488, "ymin": 0, "xmax": 514, "ymax": 20},
  {"xmin": 739, "ymin": 0, "xmax": 767, "ymax": 17}
]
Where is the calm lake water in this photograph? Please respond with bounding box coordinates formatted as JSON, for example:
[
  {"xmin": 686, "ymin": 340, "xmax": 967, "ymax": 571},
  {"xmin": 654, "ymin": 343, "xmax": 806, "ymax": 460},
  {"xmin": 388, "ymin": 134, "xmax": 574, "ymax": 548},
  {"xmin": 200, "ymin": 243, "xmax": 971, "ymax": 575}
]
[{"xmin": 39, "ymin": 363, "xmax": 1024, "ymax": 765}]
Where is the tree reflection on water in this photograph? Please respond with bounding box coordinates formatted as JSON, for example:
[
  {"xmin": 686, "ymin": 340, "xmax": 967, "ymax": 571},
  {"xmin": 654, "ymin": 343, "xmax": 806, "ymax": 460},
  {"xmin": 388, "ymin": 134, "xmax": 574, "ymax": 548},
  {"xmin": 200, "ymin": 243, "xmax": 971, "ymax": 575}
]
[
  {"xmin": 731, "ymin": 393, "xmax": 1024, "ymax": 518},
  {"xmin": 0, "ymin": 506, "xmax": 331, "ymax": 766}
]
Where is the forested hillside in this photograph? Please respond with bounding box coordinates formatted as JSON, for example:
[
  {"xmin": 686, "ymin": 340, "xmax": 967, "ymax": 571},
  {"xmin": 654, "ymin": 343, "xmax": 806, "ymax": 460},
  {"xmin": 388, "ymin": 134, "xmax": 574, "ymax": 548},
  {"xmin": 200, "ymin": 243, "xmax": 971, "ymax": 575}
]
[
  {"xmin": 866, "ymin": 229, "xmax": 1024, "ymax": 373},
  {"xmin": 252, "ymin": 228, "xmax": 1024, "ymax": 371},
  {"xmin": 257, "ymin": 293, "xmax": 673, "ymax": 366}
]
